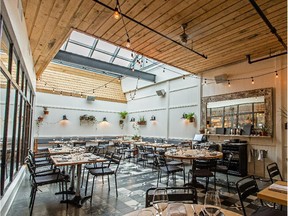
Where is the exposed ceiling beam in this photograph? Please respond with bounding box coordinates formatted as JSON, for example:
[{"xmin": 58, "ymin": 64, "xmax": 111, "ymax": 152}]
[{"xmin": 53, "ymin": 50, "xmax": 156, "ymax": 82}]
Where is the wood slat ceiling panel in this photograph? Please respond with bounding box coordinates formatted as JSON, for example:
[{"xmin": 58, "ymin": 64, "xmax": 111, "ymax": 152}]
[
  {"xmin": 22, "ymin": 0, "xmax": 287, "ymax": 78},
  {"xmin": 37, "ymin": 63, "xmax": 126, "ymax": 103}
]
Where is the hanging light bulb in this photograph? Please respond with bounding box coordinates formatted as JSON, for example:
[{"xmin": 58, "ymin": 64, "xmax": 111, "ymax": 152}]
[
  {"xmin": 182, "ymin": 75, "xmax": 186, "ymax": 80},
  {"xmin": 204, "ymin": 79, "xmax": 207, "ymax": 85},
  {"xmin": 228, "ymin": 80, "xmax": 231, "ymax": 87},
  {"xmin": 126, "ymin": 38, "xmax": 131, "ymax": 48},
  {"xmin": 60, "ymin": 91, "xmax": 63, "ymax": 96},
  {"xmin": 131, "ymin": 67, "xmax": 135, "ymax": 72},
  {"xmin": 163, "ymin": 68, "xmax": 165, "ymax": 73},
  {"xmin": 93, "ymin": 89, "xmax": 95, "ymax": 93},
  {"xmin": 275, "ymin": 71, "xmax": 278, "ymax": 78},
  {"xmin": 251, "ymin": 77, "xmax": 254, "ymax": 84},
  {"xmin": 52, "ymin": 88, "xmax": 55, "ymax": 93},
  {"xmin": 80, "ymin": 93, "xmax": 83, "ymax": 98},
  {"xmin": 131, "ymin": 52, "xmax": 134, "ymax": 58},
  {"xmin": 113, "ymin": 0, "xmax": 120, "ymax": 20}
]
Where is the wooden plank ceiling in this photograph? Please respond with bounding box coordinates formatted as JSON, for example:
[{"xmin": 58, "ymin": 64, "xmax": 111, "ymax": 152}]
[
  {"xmin": 22, "ymin": 0, "xmax": 287, "ymax": 78},
  {"xmin": 37, "ymin": 63, "xmax": 127, "ymax": 103}
]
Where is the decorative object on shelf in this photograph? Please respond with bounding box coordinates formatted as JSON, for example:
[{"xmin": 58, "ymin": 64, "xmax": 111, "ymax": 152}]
[
  {"xmin": 137, "ymin": 116, "xmax": 147, "ymax": 125},
  {"xmin": 150, "ymin": 115, "xmax": 156, "ymax": 121},
  {"xmin": 182, "ymin": 112, "xmax": 195, "ymax": 122},
  {"xmin": 130, "ymin": 117, "xmax": 135, "ymax": 122},
  {"xmin": 43, "ymin": 107, "xmax": 49, "ymax": 115},
  {"xmin": 79, "ymin": 114, "xmax": 96, "ymax": 125},
  {"xmin": 131, "ymin": 135, "xmax": 141, "ymax": 141},
  {"xmin": 261, "ymin": 125, "xmax": 269, "ymax": 136}
]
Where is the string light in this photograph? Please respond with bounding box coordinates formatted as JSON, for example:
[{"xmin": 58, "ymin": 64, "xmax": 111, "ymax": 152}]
[
  {"xmin": 131, "ymin": 67, "xmax": 135, "ymax": 72},
  {"xmin": 131, "ymin": 52, "xmax": 134, "ymax": 58},
  {"xmin": 80, "ymin": 93, "xmax": 83, "ymax": 98},
  {"xmin": 113, "ymin": 0, "xmax": 120, "ymax": 20},
  {"xmin": 251, "ymin": 77, "xmax": 254, "ymax": 84},
  {"xmin": 228, "ymin": 80, "xmax": 231, "ymax": 87},
  {"xmin": 182, "ymin": 75, "xmax": 185, "ymax": 80},
  {"xmin": 93, "ymin": 89, "xmax": 95, "ymax": 93},
  {"xmin": 60, "ymin": 91, "xmax": 63, "ymax": 96},
  {"xmin": 204, "ymin": 79, "xmax": 207, "ymax": 85},
  {"xmin": 125, "ymin": 38, "xmax": 131, "ymax": 48},
  {"xmin": 52, "ymin": 88, "xmax": 55, "ymax": 93},
  {"xmin": 275, "ymin": 71, "xmax": 278, "ymax": 78},
  {"xmin": 163, "ymin": 68, "xmax": 165, "ymax": 73}
]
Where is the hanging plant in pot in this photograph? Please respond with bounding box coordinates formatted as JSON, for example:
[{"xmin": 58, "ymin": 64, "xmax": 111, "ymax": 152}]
[
  {"xmin": 119, "ymin": 111, "xmax": 128, "ymax": 129},
  {"xmin": 183, "ymin": 112, "xmax": 195, "ymax": 122},
  {"xmin": 137, "ymin": 116, "xmax": 147, "ymax": 125},
  {"xmin": 43, "ymin": 107, "xmax": 49, "ymax": 115}
]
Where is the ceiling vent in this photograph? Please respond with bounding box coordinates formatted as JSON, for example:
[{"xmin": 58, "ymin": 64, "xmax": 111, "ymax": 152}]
[
  {"xmin": 86, "ymin": 96, "xmax": 96, "ymax": 101},
  {"xmin": 214, "ymin": 74, "xmax": 228, "ymax": 84},
  {"xmin": 156, "ymin": 89, "xmax": 166, "ymax": 97}
]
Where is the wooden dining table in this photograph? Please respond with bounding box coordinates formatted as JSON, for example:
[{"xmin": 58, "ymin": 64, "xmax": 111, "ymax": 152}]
[
  {"xmin": 124, "ymin": 203, "xmax": 241, "ymax": 216},
  {"xmin": 165, "ymin": 149, "xmax": 223, "ymax": 188},
  {"xmin": 257, "ymin": 180, "xmax": 288, "ymax": 206},
  {"xmin": 50, "ymin": 154, "xmax": 106, "ymax": 207}
]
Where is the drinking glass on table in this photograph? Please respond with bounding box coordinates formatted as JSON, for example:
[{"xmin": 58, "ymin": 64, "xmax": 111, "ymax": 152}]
[
  {"xmin": 152, "ymin": 188, "xmax": 169, "ymax": 216},
  {"xmin": 204, "ymin": 190, "xmax": 221, "ymax": 216}
]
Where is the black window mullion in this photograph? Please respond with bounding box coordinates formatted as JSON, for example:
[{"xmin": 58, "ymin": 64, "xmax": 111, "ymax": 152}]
[
  {"xmin": 20, "ymin": 101, "xmax": 26, "ymax": 164},
  {"xmin": 16, "ymin": 95, "xmax": 23, "ymax": 171}
]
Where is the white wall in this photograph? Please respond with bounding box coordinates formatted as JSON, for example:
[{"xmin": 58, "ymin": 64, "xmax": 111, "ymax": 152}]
[
  {"xmin": 35, "ymin": 93, "xmax": 127, "ymax": 137},
  {"xmin": 201, "ymin": 55, "xmax": 287, "ymax": 179}
]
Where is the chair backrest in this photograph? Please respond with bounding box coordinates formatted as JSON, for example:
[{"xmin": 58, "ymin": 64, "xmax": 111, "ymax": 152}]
[
  {"xmin": 236, "ymin": 175, "xmax": 259, "ymax": 216},
  {"xmin": 145, "ymin": 186, "xmax": 198, "ymax": 207},
  {"xmin": 267, "ymin": 162, "xmax": 283, "ymax": 182},
  {"xmin": 194, "ymin": 159, "xmax": 217, "ymax": 170},
  {"xmin": 111, "ymin": 154, "xmax": 122, "ymax": 172}
]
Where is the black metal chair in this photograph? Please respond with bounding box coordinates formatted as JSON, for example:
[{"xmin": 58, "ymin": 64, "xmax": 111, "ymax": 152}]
[
  {"xmin": 188, "ymin": 159, "xmax": 216, "ymax": 192},
  {"xmin": 26, "ymin": 159, "xmax": 69, "ymax": 216},
  {"xmin": 213, "ymin": 152, "xmax": 233, "ymax": 192},
  {"xmin": 236, "ymin": 175, "xmax": 286, "ymax": 216},
  {"xmin": 136, "ymin": 145, "xmax": 149, "ymax": 166},
  {"xmin": 267, "ymin": 162, "xmax": 283, "ymax": 183},
  {"xmin": 155, "ymin": 155, "xmax": 185, "ymax": 187},
  {"xmin": 28, "ymin": 149, "xmax": 52, "ymax": 167},
  {"xmin": 87, "ymin": 154, "xmax": 122, "ymax": 201},
  {"xmin": 145, "ymin": 186, "xmax": 198, "ymax": 207}
]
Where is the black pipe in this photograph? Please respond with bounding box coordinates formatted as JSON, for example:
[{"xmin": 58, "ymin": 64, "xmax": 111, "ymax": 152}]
[
  {"xmin": 249, "ymin": 0, "xmax": 287, "ymax": 50},
  {"xmin": 94, "ymin": 0, "xmax": 207, "ymax": 59},
  {"xmin": 246, "ymin": 52, "xmax": 287, "ymax": 64}
]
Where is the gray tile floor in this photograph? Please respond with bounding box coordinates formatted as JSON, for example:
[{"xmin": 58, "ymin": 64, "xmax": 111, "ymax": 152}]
[{"xmin": 6, "ymin": 158, "xmax": 285, "ymax": 216}]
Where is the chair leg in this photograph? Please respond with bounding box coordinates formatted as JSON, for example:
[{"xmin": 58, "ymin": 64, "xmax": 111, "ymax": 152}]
[
  {"xmin": 90, "ymin": 176, "xmax": 96, "ymax": 204},
  {"xmin": 114, "ymin": 174, "xmax": 118, "ymax": 197},
  {"xmin": 205, "ymin": 177, "xmax": 209, "ymax": 192},
  {"xmin": 166, "ymin": 173, "xmax": 169, "ymax": 186},
  {"xmin": 108, "ymin": 175, "xmax": 110, "ymax": 191},
  {"xmin": 81, "ymin": 167, "xmax": 86, "ymax": 188},
  {"xmin": 157, "ymin": 170, "xmax": 160, "ymax": 187},
  {"xmin": 226, "ymin": 173, "xmax": 230, "ymax": 192},
  {"xmin": 30, "ymin": 187, "xmax": 37, "ymax": 216},
  {"xmin": 85, "ymin": 172, "xmax": 90, "ymax": 196}
]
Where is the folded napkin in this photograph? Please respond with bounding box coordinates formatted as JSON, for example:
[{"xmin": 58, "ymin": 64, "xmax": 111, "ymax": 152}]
[{"xmin": 268, "ymin": 183, "xmax": 288, "ymax": 194}]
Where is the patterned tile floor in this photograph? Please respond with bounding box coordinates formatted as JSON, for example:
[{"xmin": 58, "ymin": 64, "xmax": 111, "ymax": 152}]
[{"xmin": 7, "ymin": 158, "xmax": 286, "ymax": 216}]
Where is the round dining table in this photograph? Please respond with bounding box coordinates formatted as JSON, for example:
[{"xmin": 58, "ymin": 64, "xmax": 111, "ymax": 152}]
[
  {"xmin": 165, "ymin": 149, "xmax": 223, "ymax": 188},
  {"xmin": 124, "ymin": 203, "xmax": 241, "ymax": 216}
]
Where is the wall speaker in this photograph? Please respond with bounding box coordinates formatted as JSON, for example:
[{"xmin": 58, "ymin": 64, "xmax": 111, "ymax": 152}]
[
  {"xmin": 156, "ymin": 89, "xmax": 166, "ymax": 97},
  {"xmin": 86, "ymin": 96, "xmax": 96, "ymax": 101},
  {"xmin": 214, "ymin": 74, "xmax": 228, "ymax": 84}
]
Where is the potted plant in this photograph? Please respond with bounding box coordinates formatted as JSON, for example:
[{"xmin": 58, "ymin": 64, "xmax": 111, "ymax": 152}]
[
  {"xmin": 43, "ymin": 107, "xmax": 49, "ymax": 115},
  {"xmin": 137, "ymin": 116, "xmax": 147, "ymax": 125},
  {"xmin": 261, "ymin": 125, "xmax": 269, "ymax": 136},
  {"xmin": 119, "ymin": 111, "xmax": 128, "ymax": 119},
  {"xmin": 132, "ymin": 135, "xmax": 141, "ymax": 141},
  {"xmin": 79, "ymin": 114, "xmax": 96, "ymax": 125},
  {"xmin": 184, "ymin": 112, "xmax": 195, "ymax": 122},
  {"xmin": 36, "ymin": 116, "xmax": 44, "ymax": 127}
]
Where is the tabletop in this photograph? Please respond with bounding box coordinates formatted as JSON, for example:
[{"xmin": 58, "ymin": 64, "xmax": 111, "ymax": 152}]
[
  {"xmin": 257, "ymin": 181, "xmax": 288, "ymax": 206},
  {"xmin": 50, "ymin": 153, "xmax": 106, "ymax": 166},
  {"xmin": 48, "ymin": 147, "xmax": 73, "ymax": 155},
  {"xmin": 165, "ymin": 149, "xmax": 223, "ymax": 160},
  {"xmin": 124, "ymin": 204, "xmax": 241, "ymax": 216}
]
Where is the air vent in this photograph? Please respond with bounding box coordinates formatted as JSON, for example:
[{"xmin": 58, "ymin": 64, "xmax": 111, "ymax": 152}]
[
  {"xmin": 214, "ymin": 74, "xmax": 228, "ymax": 84},
  {"xmin": 86, "ymin": 96, "xmax": 96, "ymax": 101}
]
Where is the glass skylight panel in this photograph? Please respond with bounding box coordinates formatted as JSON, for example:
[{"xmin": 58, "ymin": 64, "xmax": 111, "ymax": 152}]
[
  {"xmin": 96, "ymin": 40, "xmax": 116, "ymax": 54},
  {"xmin": 69, "ymin": 31, "xmax": 95, "ymax": 46},
  {"xmin": 92, "ymin": 51, "xmax": 112, "ymax": 62},
  {"xmin": 117, "ymin": 48, "xmax": 133, "ymax": 60},
  {"xmin": 113, "ymin": 58, "xmax": 130, "ymax": 67},
  {"xmin": 66, "ymin": 43, "xmax": 90, "ymax": 56}
]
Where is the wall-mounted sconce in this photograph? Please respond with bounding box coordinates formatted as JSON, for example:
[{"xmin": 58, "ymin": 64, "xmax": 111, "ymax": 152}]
[
  {"xmin": 130, "ymin": 117, "xmax": 135, "ymax": 122},
  {"xmin": 62, "ymin": 115, "xmax": 68, "ymax": 121},
  {"xmin": 150, "ymin": 115, "xmax": 156, "ymax": 121},
  {"xmin": 181, "ymin": 113, "xmax": 186, "ymax": 119},
  {"xmin": 103, "ymin": 117, "xmax": 107, "ymax": 122}
]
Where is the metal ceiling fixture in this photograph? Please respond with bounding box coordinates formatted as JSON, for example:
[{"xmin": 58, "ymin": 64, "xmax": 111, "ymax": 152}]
[{"xmin": 180, "ymin": 23, "xmax": 189, "ymax": 44}]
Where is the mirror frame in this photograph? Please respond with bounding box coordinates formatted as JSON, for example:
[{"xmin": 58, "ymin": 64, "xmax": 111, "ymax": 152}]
[{"xmin": 201, "ymin": 88, "xmax": 273, "ymax": 136}]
